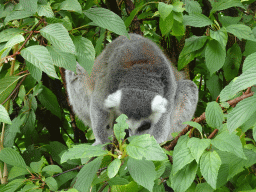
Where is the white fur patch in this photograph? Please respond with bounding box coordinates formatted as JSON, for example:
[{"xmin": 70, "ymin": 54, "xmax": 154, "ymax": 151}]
[
  {"xmin": 104, "ymin": 90, "xmax": 122, "ymax": 109},
  {"xmin": 151, "ymin": 95, "xmax": 168, "ymax": 114}
]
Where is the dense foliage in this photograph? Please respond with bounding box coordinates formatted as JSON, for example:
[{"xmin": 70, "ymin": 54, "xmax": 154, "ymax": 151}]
[{"xmin": 0, "ymin": 0, "xmax": 256, "ymax": 191}]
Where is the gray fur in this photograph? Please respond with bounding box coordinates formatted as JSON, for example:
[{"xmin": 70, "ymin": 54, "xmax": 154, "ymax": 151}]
[{"xmin": 65, "ymin": 34, "xmax": 198, "ymax": 145}]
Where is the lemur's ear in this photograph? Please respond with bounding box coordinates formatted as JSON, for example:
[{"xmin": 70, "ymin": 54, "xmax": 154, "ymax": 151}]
[
  {"xmin": 104, "ymin": 90, "xmax": 122, "ymax": 109},
  {"xmin": 151, "ymin": 95, "xmax": 168, "ymax": 114}
]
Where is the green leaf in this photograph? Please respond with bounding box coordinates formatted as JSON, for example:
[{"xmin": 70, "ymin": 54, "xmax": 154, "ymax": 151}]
[
  {"xmin": 37, "ymin": 85, "xmax": 61, "ymax": 118},
  {"xmin": 48, "ymin": 141, "xmax": 68, "ymax": 165},
  {"xmin": 8, "ymin": 166, "xmax": 29, "ymax": 180},
  {"xmin": 219, "ymin": 81, "xmax": 234, "ymax": 102},
  {"xmin": 107, "ymin": 159, "xmax": 121, "ymax": 178},
  {"xmin": 210, "ymin": 0, "xmax": 244, "ymax": 15},
  {"xmin": 0, "ymin": 104, "xmax": 11, "ymax": 124},
  {"xmin": 4, "ymin": 11, "xmax": 34, "ymax": 23},
  {"xmin": 45, "ymin": 177, "xmax": 58, "ymax": 191},
  {"xmin": 212, "ymin": 131, "xmax": 246, "ymax": 159},
  {"xmin": 0, "ymin": 3, "xmax": 14, "ymax": 19},
  {"xmin": 200, "ymin": 151, "xmax": 221, "ymax": 189},
  {"xmin": 173, "ymin": 12, "xmax": 183, "ymax": 23},
  {"xmin": 127, "ymin": 157, "xmax": 156, "ymax": 192},
  {"xmin": 180, "ymin": 36, "xmax": 208, "ymax": 56},
  {"xmin": 184, "ymin": 0, "xmax": 202, "ymax": 14},
  {"xmin": 26, "ymin": 61, "xmax": 42, "ymax": 82},
  {"xmin": 55, "ymin": 171, "xmax": 77, "ymax": 189},
  {"xmin": 0, "ymin": 75, "xmax": 24, "ymax": 104},
  {"xmin": 206, "ymin": 74, "xmax": 222, "ymax": 100},
  {"xmin": 20, "ymin": 45, "xmax": 57, "ymax": 78},
  {"xmin": 171, "ymin": 20, "xmax": 185, "ymax": 36},
  {"xmin": 0, "ymin": 148, "xmax": 27, "ymax": 168},
  {"xmin": 46, "ymin": 17, "xmax": 72, "ymax": 31},
  {"xmin": 4, "ymin": 34, "xmax": 25, "ymax": 49},
  {"xmin": 60, "ymin": 0, "xmax": 82, "ymax": 14},
  {"xmin": 0, "ymin": 179, "xmax": 25, "ymax": 192},
  {"xmin": 61, "ymin": 144, "xmax": 108, "ymax": 163},
  {"xmin": 114, "ymin": 114, "xmax": 128, "ymax": 142},
  {"xmin": 47, "ymin": 46, "xmax": 76, "ymax": 72},
  {"xmin": 42, "ymin": 165, "xmax": 62, "ymax": 176},
  {"xmin": 253, "ymin": 124, "xmax": 256, "ymax": 141},
  {"xmin": 4, "ymin": 115, "xmax": 26, "ymax": 148},
  {"xmin": 84, "ymin": 8, "xmax": 129, "ymax": 37},
  {"xmin": 111, "ymin": 181, "xmax": 138, "ymax": 192},
  {"xmin": 210, "ymin": 28, "xmax": 228, "ymax": 48},
  {"xmin": 74, "ymin": 156, "xmax": 103, "ymax": 192},
  {"xmin": 173, "ymin": 1, "xmax": 185, "ymax": 12},
  {"xmin": 218, "ymin": 149, "xmax": 256, "ymax": 180},
  {"xmin": 227, "ymin": 95, "xmax": 256, "ymax": 132},
  {"xmin": 226, "ymin": 24, "xmax": 254, "ymax": 40},
  {"xmin": 244, "ymin": 40, "xmax": 256, "ymax": 56},
  {"xmin": 218, "ymin": 15, "xmax": 241, "ymax": 27},
  {"xmin": 1, "ymin": 46, "xmax": 11, "ymax": 59},
  {"xmin": 183, "ymin": 121, "xmax": 202, "ymax": 133},
  {"xmin": 30, "ymin": 158, "xmax": 44, "ymax": 173},
  {"xmin": 178, "ymin": 36, "xmax": 207, "ymax": 70},
  {"xmin": 216, "ymin": 164, "xmax": 229, "ymax": 189},
  {"xmin": 40, "ymin": 23, "xmax": 76, "ymax": 54},
  {"xmin": 155, "ymin": 161, "xmax": 168, "ymax": 178},
  {"xmin": 19, "ymin": 0, "xmax": 37, "ymax": 13},
  {"xmin": 108, "ymin": 176, "xmax": 129, "ymax": 186},
  {"xmin": 158, "ymin": 2, "xmax": 173, "ymax": 20},
  {"xmin": 195, "ymin": 183, "xmax": 214, "ymax": 192},
  {"xmin": 170, "ymin": 161, "xmax": 198, "ymax": 192},
  {"xmin": 205, "ymin": 40, "xmax": 226, "ymax": 75},
  {"xmin": 183, "ymin": 13, "xmax": 213, "ymax": 27},
  {"xmin": 125, "ymin": 3, "xmax": 145, "ymax": 27},
  {"xmin": 240, "ymin": 111, "xmax": 256, "ymax": 132},
  {"xmin": 231, "ymin": 67, "xmax": 256, "ymax": 94},
  {"xmin": 126, "ymin": 134, "xmax": 167, "ymax": 161},
  {"xmin": 205, "ymin": 101, "xmax": 224, "ymax": 129},
  {"xmin": 178, "ymin": 48, "xmax": 203, "ymax": 70},
  {"xmin": 187, "ymin": 138, "xmax": 211, "ymax": 163},
  {"xmin": 72, "ymin": 36, "xmax": 95, "ymax": 74},
  {"xmin": 223, "ymin": 43, "xmax": 242, "ymax": 81},
  {"xmin": 159, "ymin": 12, "xmax": 174, "ymax": 36},
  {"xmin": 172, "ymin": 135, "xmax": 194, "ymax": 175},
  {"xmin": 20, "ymin": 184, "xmax": 41, "ymax": 191},
  {"xmin": 0, "ymin": 28, "xmax": 24, "ymax": 43},
  {"xmin": 243, "ymin": 52, "xmax": 256, "ymax": 72},
  {"xmin": 228, "ymin": 149, "xmax": 256, "ymax": 179},
  {"xmin": 22, "ymin": 110, "xmax": 36, "ymax": 137},
  {"xmin": 38, "ymin": 2, "xmax": 54, "ymax": 18}
]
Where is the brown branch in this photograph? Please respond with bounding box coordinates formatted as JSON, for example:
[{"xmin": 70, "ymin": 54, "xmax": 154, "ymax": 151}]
[
  {"xmin": 228, "ymin": 92, "xmax": 254, "ymax": 107},
  {"xmin": 1, "ymin": 18, "xmax": 45, "ymax": 63},
  {"xmin": 208, "ymin": 129, "xmax": 218, "ymax": 139},
  {"xmin": 164, "ymin": 125, "xmax": 193, "ymax": 151},
  {"xmin": 15, "ymin": 70, "xmax": 29, "ymax": 76},
  {"xmin": 164, "ymin": 88, "xmax": 254, "ymax": 151},
  {"xmin": 16, "ymin": 31, "xmax": 33, "ymax": 54}
]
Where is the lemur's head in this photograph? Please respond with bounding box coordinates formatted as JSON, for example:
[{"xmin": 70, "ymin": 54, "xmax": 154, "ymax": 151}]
[{"xmin": 104, "ymin": 88, "xmax": 168, "ymax": 136}]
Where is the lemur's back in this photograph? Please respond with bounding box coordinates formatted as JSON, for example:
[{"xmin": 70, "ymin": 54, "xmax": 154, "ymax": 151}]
[{"xmin": 65, "ymin": 33, "xmax": 198, "ymax": 145}]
